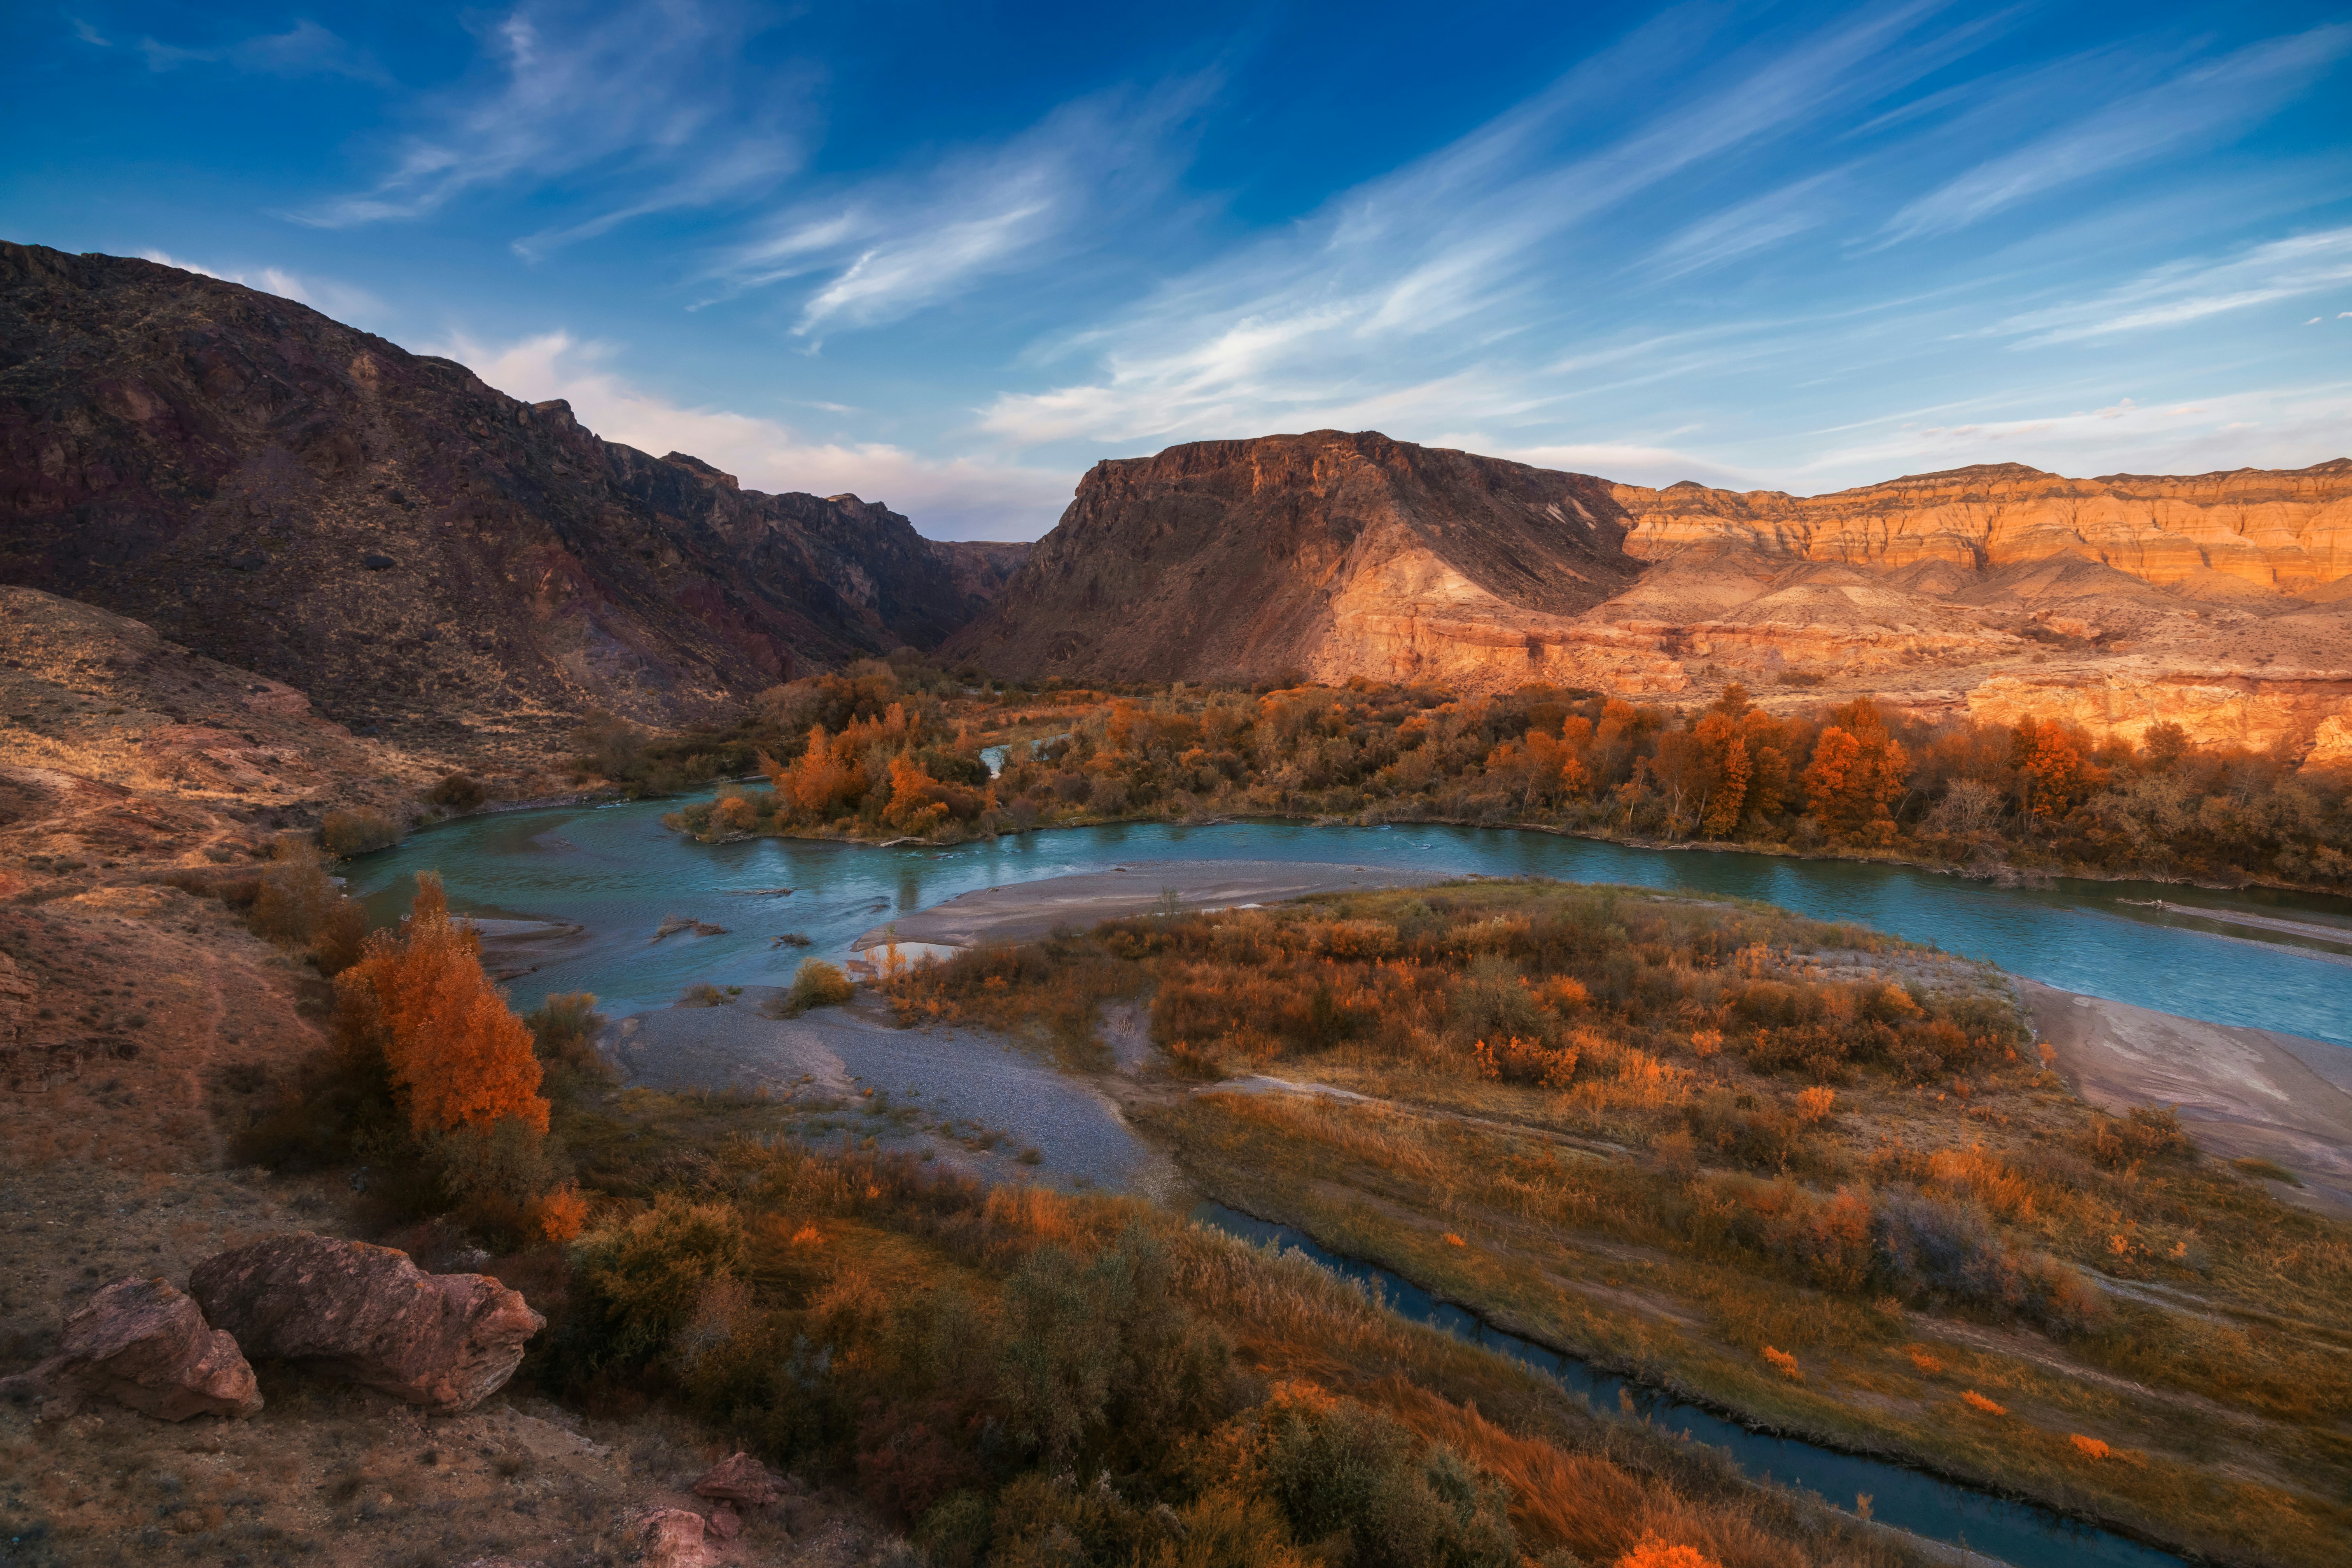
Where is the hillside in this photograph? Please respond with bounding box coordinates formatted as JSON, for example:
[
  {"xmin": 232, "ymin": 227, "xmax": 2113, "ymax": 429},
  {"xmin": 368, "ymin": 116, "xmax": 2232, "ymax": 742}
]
[
  {"xmin": 954, "ymin": 434, "xmax": 2352, "ymax": 763},
  {"xmin": 0, "ymin": 242, "xmax": 999, "ymax": 746},
  {"xmin": 945, "ymin": 430, "xmax": 1645, "ymax": 687}
]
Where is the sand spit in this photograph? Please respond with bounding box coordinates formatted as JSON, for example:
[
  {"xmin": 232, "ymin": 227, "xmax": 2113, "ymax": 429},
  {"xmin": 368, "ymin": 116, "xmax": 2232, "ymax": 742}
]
[
  {"xmin": 848, "ymin": 858, "xmax": 1447, "ymax": 954},
  {"xmin": 2027, "ymin": 980, "xmax": 2352, "ymax": 1216}
]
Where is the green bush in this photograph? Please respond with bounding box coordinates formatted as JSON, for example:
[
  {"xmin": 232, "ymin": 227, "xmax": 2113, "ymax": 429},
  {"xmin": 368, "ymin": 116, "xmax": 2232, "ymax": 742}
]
[
  {"xmin": 319, "ymin": 807, "xmax": 401, "ymax": 857},
  {"xmin": 568, "ymin": 1197, "xmax": 748, "ymax": 1363},
  {"xmin": 764, "ymin": 959, "xmax": 856, "ymax": 1017}
]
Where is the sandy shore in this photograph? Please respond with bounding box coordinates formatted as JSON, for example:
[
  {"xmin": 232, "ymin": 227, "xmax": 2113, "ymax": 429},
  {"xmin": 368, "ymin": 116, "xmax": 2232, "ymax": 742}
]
[
  {"xmin": 848, "ymin": 857, "xmax": 1448, "ymax": 953},
  {"xmin": 2026, "ymin": 980, "xmax": 2352, "ymax": 1216}
]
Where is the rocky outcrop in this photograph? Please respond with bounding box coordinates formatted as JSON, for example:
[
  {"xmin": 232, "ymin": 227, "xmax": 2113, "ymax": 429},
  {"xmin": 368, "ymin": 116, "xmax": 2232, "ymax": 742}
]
[
  {"xmin": 187, "ymin": 1232, "xmax": 542, "ymax": 1413},
  {"xmin": 635, "ymin": 1508, "xmax": 713, "ymax": 1568},
  {"xmin": 1611, "ymin": 461, "xmax": 2352, "ymax": 592},
  {"xmin": 947, "ymin": 430, "xmax": 1643, "ymax": 689},
  {"xmin": 932, "ymin": 539, "xmax": 1031, "ymax": 624},
  {"xmin": 693, "ymin": 1451, "xmax": 784, "ymax": 1507},
  {"xmin": 0, "ymin": 1276, "xmax": 261, "ymax": 1420},
  {"xmin": 0, "ymin": 242, "xmax": 982, "ymax": 741}
]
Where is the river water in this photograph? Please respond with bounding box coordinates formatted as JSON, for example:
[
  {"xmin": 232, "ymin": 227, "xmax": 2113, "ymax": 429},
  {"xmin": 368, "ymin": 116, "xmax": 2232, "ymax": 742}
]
[
  {"xmin": 352, "ymin": 803, "xmax": 2352, "ymax": 1049},
  {"xmin": 342, "ymin": 802, "xmax": 2352, "ymax": 1568}
]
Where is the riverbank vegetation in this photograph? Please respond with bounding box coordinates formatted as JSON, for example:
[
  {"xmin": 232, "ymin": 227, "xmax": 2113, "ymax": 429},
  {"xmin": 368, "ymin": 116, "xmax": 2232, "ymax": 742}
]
[
  {"xmin": 214, "ymin": 875, "xmax": 1934, "ymax": 1567},
  {"xmin": 642, "ymin": 657, "xmax": 2352, "ymax": 892},
  {"xmin": 880, "ymin": 880, "xmax": 2352, "ymax": 1567}
]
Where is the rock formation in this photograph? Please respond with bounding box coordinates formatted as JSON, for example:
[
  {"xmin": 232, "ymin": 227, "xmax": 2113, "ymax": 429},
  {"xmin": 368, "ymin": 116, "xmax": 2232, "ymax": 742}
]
[
  {"xmin": 952, "ymin": 433, "xmax": 2352, "ymax": 761},
  {"xmin": 188, "ymin": 1232, "xmax": 542, "ymax": 1413},
  {"xmin": 1612, "ymin": 461, "xmax": 2352, "ymax": 590},
  {"xmin": 947, "ymin": 430, "xmax": 1643, "ymax": 687},
  {"xmin": 0, "ymin": 242, "xmax": 1004, "ymax": 742},
  {"xmin": 693, "ymin": 1451, "xmax": 784, "ymax": 1507},
  {"xmin": 0, "ymin": 1275, "xmax": 262, "ymax": 1420}
]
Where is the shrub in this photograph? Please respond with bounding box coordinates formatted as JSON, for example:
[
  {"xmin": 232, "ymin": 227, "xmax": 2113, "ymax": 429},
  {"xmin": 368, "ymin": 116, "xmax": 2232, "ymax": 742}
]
[
  {"xmin": 1248, "ymin": 1388, "xmax": 1516, "ymax": 1568},
  {"xmin": 2069, "ymin": 1433, "xmax": 2113, "ymax": 1460},
  {"xmin": 319, "ymin": 807, "xmax": 400, "ymax": 856},
  {"xmin": 2087, "ymin": 1105, "xmax": 2195, "ymax": 1169},
  {"xmin": 569, "ymin": 1197, "xmax": 748, "ymax": 1363},
  {"xmin": 1960, "ymin": 1390, "xmax": 2006, "ymax": 1416},
  {"xmin": 426, "ymin": 771, "xmax": 487, "ymax": 813},
  {"xmin": 1617, "ymin": 1538, "xmax": 1722, "ymax": 1568},
  {"xmin": 1762, "ymin": 1346, "xmax": 1802, "ymax": 1381},
  {"xmin": 679, "ymin": 983, "xmax": 730, "ymax": 1008},
  {"xmin": 764, "ymin": 959, "xmax": 855, "ymax": 1017},
  {"xmin": 525, "ymin": 992, "xmax": 608, "ymax": 1075}
]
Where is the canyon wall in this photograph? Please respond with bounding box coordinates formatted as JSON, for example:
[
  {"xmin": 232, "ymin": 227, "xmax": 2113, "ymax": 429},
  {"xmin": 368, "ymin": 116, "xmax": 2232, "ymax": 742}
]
[
  {"xmin": 956, "ymin": 434, "xmax": 2352, "ymax": 763},
  {"xmin": 1610, "ymin": 461, "xmax": 2352, "ymax": 591}
]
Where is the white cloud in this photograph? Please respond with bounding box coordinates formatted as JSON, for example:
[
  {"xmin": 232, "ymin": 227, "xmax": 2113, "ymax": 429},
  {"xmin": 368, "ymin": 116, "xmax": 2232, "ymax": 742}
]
[
  {"xmin": 702, "ymin": 79, "xmax": 1212, "ymax": 339},
  {"xmin": 299, "ymin": 0, "xmax": 788, "ymax": 232},
  {"xmin": 1787, "ymin": 383, "xmax": 2352, "ymax": 483},
  {"xmin": 427, "ymin": 330, "xmax": 1071, "ymax": 539},
  {"xmin": 1881, "ymin": 24, "xmax": 2352, "ymax": 245},
  {"xmin": 1988, "ymin": 227, "xmax": 2352, "ymax": 347},
  {"xmin": 138, "ymin": 249, "xmax": 387, "ymax": 326}
]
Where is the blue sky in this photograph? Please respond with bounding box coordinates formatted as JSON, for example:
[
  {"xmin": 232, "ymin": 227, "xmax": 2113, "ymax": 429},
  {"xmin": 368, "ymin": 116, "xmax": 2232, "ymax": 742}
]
[{"xmin": 7, "ymin": 1, "xmax": 2349, "ymax": 538}]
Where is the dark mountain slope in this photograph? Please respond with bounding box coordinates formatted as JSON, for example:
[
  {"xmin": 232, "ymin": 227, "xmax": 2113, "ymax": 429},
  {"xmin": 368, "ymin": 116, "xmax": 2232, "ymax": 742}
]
[{"xmin": 0, "ymin": 242, "xmax": 982, "ymax": 741}]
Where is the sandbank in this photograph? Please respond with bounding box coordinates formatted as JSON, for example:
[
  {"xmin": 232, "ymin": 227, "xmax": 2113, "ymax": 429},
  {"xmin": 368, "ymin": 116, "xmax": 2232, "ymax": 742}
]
[
  {"xmin": 847, "ymin": 857, "xmax": 1446, "ymax": 955},
  {"xmin": 2026, "ymin": 980, "xmax": 2352, "ymax": 1216}
]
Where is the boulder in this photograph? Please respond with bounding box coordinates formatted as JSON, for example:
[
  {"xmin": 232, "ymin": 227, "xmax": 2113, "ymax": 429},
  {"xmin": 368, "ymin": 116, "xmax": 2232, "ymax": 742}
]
[
  {"xmin": 0, "ymin": 1276, "xmax": 261, "ymax": 1421},
  {"xmin": 636, "ymin": 1507, "xmax": 711, "ymax": 1568},
  {"xmin": 691, "ymin": 1450, "xmax": 781, "ymax": 1507},
  {"xmin": 704, "ymin": 1505, "xmax": 742, "ymax": 1542},
  {"xmin": 188, "ymin": 1232, "xmax": 542, "ymax": 1414}
]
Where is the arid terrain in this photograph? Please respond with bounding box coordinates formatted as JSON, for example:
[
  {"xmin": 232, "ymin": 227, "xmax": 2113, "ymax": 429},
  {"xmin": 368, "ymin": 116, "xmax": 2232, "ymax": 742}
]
[{"xmin": 953, "ymin": 433, "xmax": 2352, "ymax": 764}]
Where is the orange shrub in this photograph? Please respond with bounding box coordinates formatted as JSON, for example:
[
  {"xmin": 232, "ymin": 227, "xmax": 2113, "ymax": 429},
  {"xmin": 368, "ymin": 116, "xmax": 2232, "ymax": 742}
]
[
  {"xmin": 531, "ymin": 1183, "xmax": 589, "ymax": 1243},
  {"xmin": 2069, "ymin": 1434, "xmax": 2113, "ymax": 1460},
  {"xmin": 1762, "ymin": 1346, "xmax": 1802, "ymax": 1381},
  {"xmin": 348, "ymin": 874, "xmax": 549, "ymax": 1136},
  {"xmin": 1443, "ymin": 1232, "xmax": 1466, "ymax": 1248},
  {"xmin": 1796, "ymin": 1085, "xmax": 1836, "ymax": 1122},
  {"xmin": 1907, "ymin": 1346, "xmax": 1944, "ymax": 1376},
  {"xmin": 1961, "ymin": 1390, "xmax": 2007, "ymax": 1415},
  {"xmin": 1616, "ymin": 1534, "xmax": 1723, "ymax": 1568}
]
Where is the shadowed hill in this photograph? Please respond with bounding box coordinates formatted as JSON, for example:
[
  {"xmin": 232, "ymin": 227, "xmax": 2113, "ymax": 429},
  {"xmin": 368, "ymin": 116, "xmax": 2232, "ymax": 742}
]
[{"xmin": 0, "ymin": 242, "xmax": 997, "ymax": 743}]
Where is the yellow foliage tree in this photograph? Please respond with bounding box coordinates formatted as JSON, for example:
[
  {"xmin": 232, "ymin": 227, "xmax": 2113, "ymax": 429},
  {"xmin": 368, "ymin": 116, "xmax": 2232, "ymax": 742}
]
[{"xmin": 346, "ymin": 873, "xmax": 549, "ymax": 1136}]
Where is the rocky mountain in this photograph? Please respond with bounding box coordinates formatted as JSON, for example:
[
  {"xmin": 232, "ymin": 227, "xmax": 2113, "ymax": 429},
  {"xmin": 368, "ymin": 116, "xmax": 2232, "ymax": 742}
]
[
  {"xmin": 0, "ymin": 242, "xmax": 999, "ymax": 744},
  {"xmin": 946, "ymin": 430, "xmax": 1644, "ymax": 687},
  {"xmin": 953, "ymin": 434, "xmax": 2352, "ymax": 764}
]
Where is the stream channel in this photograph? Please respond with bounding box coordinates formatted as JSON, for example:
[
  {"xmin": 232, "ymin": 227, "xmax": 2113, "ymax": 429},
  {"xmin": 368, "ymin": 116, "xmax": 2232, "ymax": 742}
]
[{"xmin": 349, "ymin": 801, "xmax": 2352, "ymax": 1568}]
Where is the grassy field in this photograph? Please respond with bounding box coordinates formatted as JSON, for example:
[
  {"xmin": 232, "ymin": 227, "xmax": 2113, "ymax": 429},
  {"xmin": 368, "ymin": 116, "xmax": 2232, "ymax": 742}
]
[{"xmin": 882, "ymin": 879, "xmax": 2352, "ymax": 1568}]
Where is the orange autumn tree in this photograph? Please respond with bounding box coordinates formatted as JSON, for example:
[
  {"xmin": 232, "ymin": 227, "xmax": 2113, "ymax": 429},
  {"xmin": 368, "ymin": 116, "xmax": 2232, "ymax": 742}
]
[
  {"xmin": 344, "ymin": 873, "xmax": 549, "ymax": 1136},
  {"xmin": 1802, "ymin": 700, "xmax": 1911, "ymax": 844}
]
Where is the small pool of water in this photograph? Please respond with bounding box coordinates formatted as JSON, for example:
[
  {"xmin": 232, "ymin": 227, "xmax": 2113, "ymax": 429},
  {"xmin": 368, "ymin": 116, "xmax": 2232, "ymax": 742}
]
[{"xmin": 1194, "ymin": 1203, "xmax": 2184, "ymax": 1568}]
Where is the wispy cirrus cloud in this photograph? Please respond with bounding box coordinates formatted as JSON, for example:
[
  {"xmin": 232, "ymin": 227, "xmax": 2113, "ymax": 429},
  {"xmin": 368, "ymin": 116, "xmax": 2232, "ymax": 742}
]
[
  {"xmin": 976, "ymin": 1, "xmax": 1986, "ymax": 449},
  {"xmin": 428, "ymin": 329, "xmax": 1071, "ymax": 537},
  {"xmin": 297, "ymin": 0, "xmax": 791, "ymax": 233},
  {"xmin": 121, "ymin": 18, "xmax": 388, "ymax": 82},
  {"xmin": 1880, "ymin": 24, "xmax": 2352, "ymax": 245},
  {"xmin": 1988, "ymin": 228, "xmax": 2352, "ymax": 348},
  {"xmin": 700, "ymin": 77, "xmax": 1215, "ymax": 341}
]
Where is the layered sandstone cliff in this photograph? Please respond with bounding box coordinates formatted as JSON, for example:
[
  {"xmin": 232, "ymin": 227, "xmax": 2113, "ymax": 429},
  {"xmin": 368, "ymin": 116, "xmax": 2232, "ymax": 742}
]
[
  {"xmin": 1611, "ymin": 461, "xmax": 2352, "ymax": 590},
  {"xmin": 955, "ymin": 434, "xmax": 2352, "ymax": 763},
  {"xmin": 0, "ymin": 243, "xmax": 996, "ymax": 741}
]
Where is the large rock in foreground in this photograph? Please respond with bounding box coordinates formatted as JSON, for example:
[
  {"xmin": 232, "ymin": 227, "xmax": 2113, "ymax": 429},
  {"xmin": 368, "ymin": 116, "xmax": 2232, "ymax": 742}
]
[
  {"xmin": 0, "ymin": 1276, "xmax": 261, "ymax": 1420},
  {"xmin": 189, "ymin": 1233, "xmax": 542, "ymax": 1413}
]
